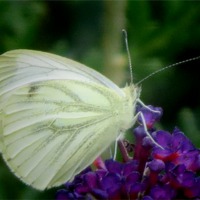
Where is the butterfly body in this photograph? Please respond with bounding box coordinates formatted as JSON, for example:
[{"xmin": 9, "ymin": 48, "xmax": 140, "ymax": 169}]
[{"xmin": 0, "ymin": 50, "xmax": 140, "ymax": 190}]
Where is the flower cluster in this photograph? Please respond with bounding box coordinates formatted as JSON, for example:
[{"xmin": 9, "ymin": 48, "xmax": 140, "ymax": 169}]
[{"xmin": 56, "ymin": 105, "xmax": 200, "ymax": 200}]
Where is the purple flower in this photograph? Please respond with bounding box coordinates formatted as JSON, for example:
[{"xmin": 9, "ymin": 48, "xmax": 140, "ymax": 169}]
[
  {"xmin": 56, "ymin": 105, "xmax": 200, "ymax": 200},
  {"xmin": 152, "ymin": 128, "xmax": 200, "ymax": 172},
  {"xmin": 56, "ymin": 158, "xmax": 142, "ymax": 199},
  {"xmin": 136, "ymin": 105, "xmax": 163, "ymax": 129},
  {"xmin": 148, "ymin": 184, "xmax": 176, "ymax": 200}
]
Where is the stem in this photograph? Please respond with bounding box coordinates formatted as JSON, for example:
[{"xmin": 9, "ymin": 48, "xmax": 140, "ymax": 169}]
[
  {"xmin": 102, "ymin": 0, "xmax": 127, "ymax": 85},
  {"xmin": 118, "ymin": 139, "xmax": 132, "ymax": 162}
]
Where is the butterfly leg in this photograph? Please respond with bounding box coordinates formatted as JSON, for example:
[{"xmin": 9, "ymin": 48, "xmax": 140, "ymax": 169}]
[
  {"xmin": 112, "ymin": 133, "xmax": 123, "ymax": 160},
  {"xmin": 134, "ymin": 111, "xmax": 164, "ymax": 149},
  {"xmin": 114, "ymin": 103, "xmax": 164, "ymax": 160},
  {"xmin": 137, "ymin": 99, "xmax": 161, "ymax": 114}
]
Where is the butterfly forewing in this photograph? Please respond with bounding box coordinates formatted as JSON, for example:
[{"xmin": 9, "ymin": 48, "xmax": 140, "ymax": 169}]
[{"xmin": 0, "ymin": 50, "xmax": 124, "ymax": 97}]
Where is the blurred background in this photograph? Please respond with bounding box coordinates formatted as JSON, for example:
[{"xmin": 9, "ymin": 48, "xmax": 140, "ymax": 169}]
[{"xmin": 0, "ymin": 1, "xmax": 200, "ymax": 199}]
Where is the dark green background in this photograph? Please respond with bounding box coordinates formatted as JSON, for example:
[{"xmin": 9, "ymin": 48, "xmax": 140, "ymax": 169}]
[{"xmin": 0, "ymin": 1, "xmax": 200, "ymax": 199}]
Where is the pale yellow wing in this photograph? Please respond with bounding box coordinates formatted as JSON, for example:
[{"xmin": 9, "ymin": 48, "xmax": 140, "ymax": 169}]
[{"xmin": 0, "ymin": 50, "xmax": 128, "ymax": 190}]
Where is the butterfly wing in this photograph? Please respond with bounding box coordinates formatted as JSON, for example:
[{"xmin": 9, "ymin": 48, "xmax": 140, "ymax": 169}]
[
  {"xmin": 0, "ymin": 49, "xmax": 124, "ymax": 99},
  {"xmin": 0, "ymin": 50, "xmax": 126, "ymax": 190}
]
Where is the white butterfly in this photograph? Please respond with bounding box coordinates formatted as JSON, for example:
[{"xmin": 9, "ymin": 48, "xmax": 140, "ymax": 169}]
[{"xmin": 0, "ymin": 49, "xmax": 161, "ymax": 190}]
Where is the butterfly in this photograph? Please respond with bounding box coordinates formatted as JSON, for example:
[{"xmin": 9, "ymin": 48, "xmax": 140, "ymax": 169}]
[{"xmin": 0, "ymin": 49, "xmax": 150, "ymax": 190}]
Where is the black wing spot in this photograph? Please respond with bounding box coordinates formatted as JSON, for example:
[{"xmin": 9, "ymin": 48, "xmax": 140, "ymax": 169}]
[{"xmin": 28, "ymin": 85, "xmax": 39, "ymax": 98}]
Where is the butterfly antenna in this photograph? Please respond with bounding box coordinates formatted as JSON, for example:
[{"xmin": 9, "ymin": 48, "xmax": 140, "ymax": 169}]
[
  {"xmin": 122, "ymin": 29, "xmax": 133, "ymax": 84},
  {"xmin": 136, "ymin": 56, "xmax": 200, "ymax": 85}
]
